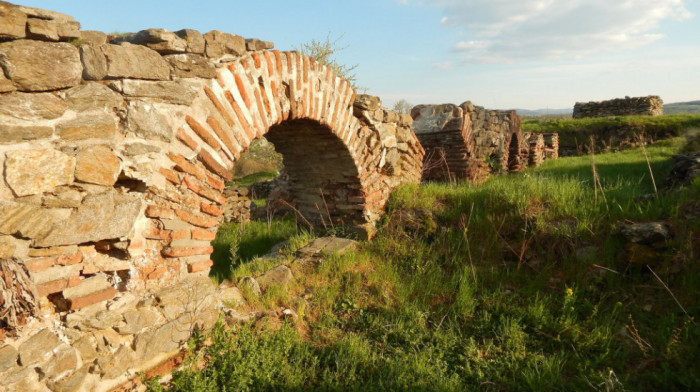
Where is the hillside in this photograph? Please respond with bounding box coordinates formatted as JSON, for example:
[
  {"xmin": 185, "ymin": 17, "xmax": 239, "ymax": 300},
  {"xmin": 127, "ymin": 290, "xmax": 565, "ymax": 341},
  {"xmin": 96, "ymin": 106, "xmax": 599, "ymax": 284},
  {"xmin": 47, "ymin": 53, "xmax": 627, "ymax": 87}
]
[
  {"xmin": 664, "ymin": 100, "xmax": 700, "ymax": 114},
  {"xmin": 151, "ymin": 138, "xmax": 700, "ymax": 392}
]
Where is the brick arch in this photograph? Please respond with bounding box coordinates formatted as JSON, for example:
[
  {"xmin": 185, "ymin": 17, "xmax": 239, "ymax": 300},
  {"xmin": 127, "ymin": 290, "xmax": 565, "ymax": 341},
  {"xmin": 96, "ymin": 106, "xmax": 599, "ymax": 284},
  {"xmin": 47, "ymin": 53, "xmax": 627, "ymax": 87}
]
[{"xmin": 140, "ymin": 52, "xmax": 420, "ymax": 280}]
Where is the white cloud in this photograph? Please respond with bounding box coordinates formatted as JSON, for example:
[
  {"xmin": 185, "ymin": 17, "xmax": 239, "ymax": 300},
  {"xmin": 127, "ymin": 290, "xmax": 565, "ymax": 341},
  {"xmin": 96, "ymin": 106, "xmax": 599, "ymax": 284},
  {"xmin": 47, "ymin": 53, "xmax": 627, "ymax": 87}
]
[
  {"xmin": 429, "ymin": 0, "xmax": 692, "ymax": 63},
  {"xmin": 432, "ymin": 61, "xmax": 454, "ymax": 69}
]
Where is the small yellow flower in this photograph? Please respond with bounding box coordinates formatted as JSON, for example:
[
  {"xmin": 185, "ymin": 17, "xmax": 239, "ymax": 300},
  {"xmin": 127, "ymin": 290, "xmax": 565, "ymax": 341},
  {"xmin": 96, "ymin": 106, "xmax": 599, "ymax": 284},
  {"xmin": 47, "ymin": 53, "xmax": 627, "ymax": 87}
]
[{"xmin": 565, "ymin": 288, "xmax": 574, "ymax": 296}]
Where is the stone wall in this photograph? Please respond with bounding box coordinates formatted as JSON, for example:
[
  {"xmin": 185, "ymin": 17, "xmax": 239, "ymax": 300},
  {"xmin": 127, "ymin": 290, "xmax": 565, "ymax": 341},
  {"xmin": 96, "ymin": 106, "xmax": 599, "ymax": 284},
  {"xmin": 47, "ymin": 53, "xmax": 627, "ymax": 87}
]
[
  {"xmin": 0, "ymin": 2, "xmax": 424, "ymax": 390},
  {"xmin": 412, "ymin": 102, "xmax": 528, "ymax": 182},
  {"xmin": 573, "ymin": 96, "xmax": 663, "ymax": 118}
]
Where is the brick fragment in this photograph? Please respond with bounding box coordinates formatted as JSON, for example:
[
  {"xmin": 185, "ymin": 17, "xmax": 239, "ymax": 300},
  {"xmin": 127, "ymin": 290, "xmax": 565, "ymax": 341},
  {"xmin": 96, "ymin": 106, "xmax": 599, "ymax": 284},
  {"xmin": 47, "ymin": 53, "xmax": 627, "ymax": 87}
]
[
  {"xmin": 139, "ymin": 266, "xmax": 168, "ymax": 280},
  {"xmin": 252, "ymin": 53, "xmax": 262, "ymax": 69},
  {"xmin": 191, "ymin": 229, "xmax": 216, "ymax": 241},
  {"xmin": 25, "ymin": 252, "xmax": 83, "ymax": 273},
  {"xmin": 182, "ymin": 176, "xmax": 226, "ymax": 204},
  {"xmin": 206, "ymin": 175, "xmax": 225, "ymax": 191},
  {"xmin": 159, "ymin": 167, "xmax": 181, "ymax": 185},
  {"xmin": 201, "ymin": 203, "xmax": 223, "ymax": 217},
  {"xmin": 188, "ymin": 259, "xmax": 213, "ymax": 273},
  {"xmin": 67, "ymin": 287, "xmax": 118, "ymax": 310},
  {"xmin": 145, "ymin": 205, "xmax": 177, "ymax": 219},
  {"xmin": 162, "ymin": 245, "xmax": 214, "ymax": 258}
]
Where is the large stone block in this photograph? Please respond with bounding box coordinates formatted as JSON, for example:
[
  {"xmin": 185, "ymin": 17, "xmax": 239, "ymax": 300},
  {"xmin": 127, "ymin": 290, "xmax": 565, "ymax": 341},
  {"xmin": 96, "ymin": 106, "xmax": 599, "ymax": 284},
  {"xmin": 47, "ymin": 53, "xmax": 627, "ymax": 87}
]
[
  {"xmin": 0, "ymin": 200, "xmax": 67, "ymax": 240},
  {"xmin": 164, "ymin": 53, "xmax": 217, "ymax": 78},
  {"xmin": 0, "ymin": 91, "xmax": 67, "ymax": 120},
  {"xmin": 0, "ymin": 2, "xmax": 27, "ymax": 39},
  {"xmin": 79, "ymin": 43, "xmax": 108, "ymax": 80},
  {"xmin": 26, "ymin": 17, "xmax": 59, "ymax": 41},
  {"xmin": 203, "ymin": 30, "xmax": 246, "ymax": 58},
  {"xmin": 120, "ymin": 79, "xmax": 199, "ymax": 105},
  {"xmin": 102, "ymin": 42, "xmax": 170, "ymax": 80},
  {"xmin": 126, "ymin": 101, "xmax": 173, "ymax": 142},
  {"xmin": 0, "ymin": 40, "xmax": 82, "ymax": 91},
  {"xmin": 4, "ymin": 149, "xmax": 75, "ymax": 197},
  {"xmin": 65, "ymin": 82, "xmax": 123, "ymax": 112},
  {"xmin": 123, "ymin": 28, "xmax": 188, "ymax": 54},
  {"xmin": 55, "ymin": 112, "xmax": 118, "ymax": 140},
  {"xmin": 18, "ymin": 328, "xmax": 61, "ymax": 366},
  {"xmin": 36, "ymin": 189, "xmax": 142, "ymax": 247},
  {"xmin": 175, "ymin": 29, "xmax": 205, "ymax": 54},
  {"xmin": 74, "ymin": 145, "xmax": 121, "ymax": 186},
  {"xmin": 0, "ymin": 344, "xmax": 18, "ymax": 373},
  {"xmin": 0, "ymin": 124, "xmax": 53, "ymax": 144}
]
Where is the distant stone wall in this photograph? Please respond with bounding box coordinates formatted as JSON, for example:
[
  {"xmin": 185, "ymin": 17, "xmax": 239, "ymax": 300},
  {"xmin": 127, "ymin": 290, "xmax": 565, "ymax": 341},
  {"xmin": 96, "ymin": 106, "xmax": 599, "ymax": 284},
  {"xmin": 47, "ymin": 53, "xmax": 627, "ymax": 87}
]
[
  {"xmin": 573, "ymin": 96, "xmax": 663, "ymax": 118},
  {"xmin": 412, "ymin": 102, "xmax": 542, "ymax": 182},
  {"xmin": 0, "ymin": 2, "xmax": 424, "ymax": 390}
]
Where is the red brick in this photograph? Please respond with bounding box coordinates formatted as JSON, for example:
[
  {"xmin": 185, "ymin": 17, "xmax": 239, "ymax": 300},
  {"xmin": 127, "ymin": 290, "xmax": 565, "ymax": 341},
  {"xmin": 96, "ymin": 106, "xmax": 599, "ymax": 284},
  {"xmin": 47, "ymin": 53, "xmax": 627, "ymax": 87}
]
[
  {"xmin": 264, "ymin": 51, "xmax": 274, "ymax": 76},
  {"xmin": 201, "ymin": 202, "xmax": 224, "ymax": 217},
  {"xmin": 253, "ymin": 88, "xmax": 269, "ymax": 131},
  {"xmin": 285, "ymin": 51, "xmax": 293, "ymax": 73},
  {"xmin": 167, "ymin": 153, "xmax": 207, "ymax": 180},
  {"xmin": 252, "ymin": 53, "xmax": 262, "ymax": 69},
  {"xmin": 175, "ymin": 209, "xmax": 218, "ymax": 228},
  {"xmin": 183, "ymin": 176, "xmax": 226, "ymax": 204},
  {"xmin": 216, "ymin": 71, "xmax": 227, "ymax": 88},
  {"xmin": 191, "ymin": 229, "xmax": 217, "ymax": 241},
  {"xmin": 206, "ymin": 175, "xmax": 225, "ymax": 191},
  {"xmin": 171, "ymin": 230, "xmax": 190, "ymax": 240},
  {"xmin": 204, "ymin": 86, "xmax": 236, "ymax": 127},
  {"xmin": 198, "ymin": 149, "xmax": 233, "ymax": 182},
  {"xmin": 273, "ymin": 50, "xmax": 283, "ymax": 74},
  {"xmin": 145, "ymin": 205, "xmax": 177, "ymax": 219},
  {"xmin": 144, "ymin": 228, "xmax": 171, "ymax": 240},
  {"xmin": 67, "ymin": 287, "xmax": 117, "ymax": 310},
  {"xmin": 302, "ymin": 55, "xmax": 309, "ymax": 83},
  {"xmin": 207, "ymin": 116, "xmax": 240, "ymax": 157},
  {"xmin": 139, "ymin": 266, "xmax": 168, "ymax": 280},
  {"xmin": 35, "ymin": 278, "xmax": 71, "ymax": 296},
  {"xmin": 186, "ymin": 115, "xmax": 221, "ymax": 150},
  {"xmin": 188, "ymin": 259, "xmax": 213, "ymax": 273},
  {"xmin": 159, "ymin": 168, "xmax": 181, "ymax": 185},
  {"xmin": 231, "ymin": 71, "xmax": 252, "ymax": 109},
  {"xmin": 224, "ymin": 91, "xmax": 256, "ymax": 142},
  {"xmin": 176, "ymin": 127, "xmax": 200, "ymax": 152},
  {"xmin": 162, "ymin": 246, "xmax": 213, "ymax": 258}
]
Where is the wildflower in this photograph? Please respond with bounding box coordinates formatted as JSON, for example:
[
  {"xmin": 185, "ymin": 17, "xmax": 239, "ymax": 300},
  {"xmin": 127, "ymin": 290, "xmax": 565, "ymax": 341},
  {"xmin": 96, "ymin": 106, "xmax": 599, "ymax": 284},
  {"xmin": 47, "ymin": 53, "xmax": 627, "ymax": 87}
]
[{"xmin": 565, "ymin": 287, "xmax": 574, "ymax": 296}]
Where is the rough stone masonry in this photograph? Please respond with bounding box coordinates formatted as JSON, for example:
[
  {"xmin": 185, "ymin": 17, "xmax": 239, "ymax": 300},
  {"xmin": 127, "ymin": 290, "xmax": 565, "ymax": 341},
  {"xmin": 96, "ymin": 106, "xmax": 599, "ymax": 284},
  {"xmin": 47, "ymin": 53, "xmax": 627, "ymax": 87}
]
[{"xmin": 0, "ymin": 2, "xmax": 424, "ymax": 391}]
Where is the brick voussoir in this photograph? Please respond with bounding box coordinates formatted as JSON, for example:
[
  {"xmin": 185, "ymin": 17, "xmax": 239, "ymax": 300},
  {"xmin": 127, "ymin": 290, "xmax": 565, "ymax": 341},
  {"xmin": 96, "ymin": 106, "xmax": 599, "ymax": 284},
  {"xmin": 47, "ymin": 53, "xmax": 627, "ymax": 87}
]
[
  {"xmin": 197, "ymin": 148, "xmax": 233, "ymax": 181},
  {"xmin": 182, "ymin": 175, "xmax": 226, "ymax": 204},
  {"xmin": 185, "ymin": 115, "xmax": 222, "ymax": 151},
  {"xmin": 204, "ymin": 86, "xmax": 236, "ymax": 127},
  {"xmin": 175, "ymin": 209, "xmax": 219, "ymax": 228}
]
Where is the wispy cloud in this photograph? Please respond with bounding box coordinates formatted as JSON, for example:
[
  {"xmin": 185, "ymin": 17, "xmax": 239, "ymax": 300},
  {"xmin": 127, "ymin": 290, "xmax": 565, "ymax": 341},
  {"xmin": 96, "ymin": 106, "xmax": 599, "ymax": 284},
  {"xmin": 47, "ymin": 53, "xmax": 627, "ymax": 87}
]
[
  {"xmin": 432, "ymin": 61, "xmax": 454, "ymax": 69},
  {"xmin": 428, "ymin": 0, "xmax": 692, "ymax": 63}
]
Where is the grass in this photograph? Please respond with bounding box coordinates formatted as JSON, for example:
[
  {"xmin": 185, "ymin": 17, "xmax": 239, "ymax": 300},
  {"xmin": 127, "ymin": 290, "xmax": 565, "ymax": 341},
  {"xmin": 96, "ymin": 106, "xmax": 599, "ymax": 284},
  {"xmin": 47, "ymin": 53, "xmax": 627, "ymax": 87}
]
[
  {"xmin": 232, "ymin": 170, "xmax": 279, "ymax": 187},
  {"xmin": 151, "ymin": 138, "xmax": 699, "ymax": 391}
]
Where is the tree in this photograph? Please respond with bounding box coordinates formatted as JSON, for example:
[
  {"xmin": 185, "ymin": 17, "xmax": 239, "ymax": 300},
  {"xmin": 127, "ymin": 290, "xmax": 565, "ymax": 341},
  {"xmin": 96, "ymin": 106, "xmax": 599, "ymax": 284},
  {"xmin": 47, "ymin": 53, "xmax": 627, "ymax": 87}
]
[
  {"xmin": 393, "ymin": 99, "xmax": 413, "ymax": 114},
  {"xmin": 296, "ymin": 34, "xmax": 362, "ymax": 91}
]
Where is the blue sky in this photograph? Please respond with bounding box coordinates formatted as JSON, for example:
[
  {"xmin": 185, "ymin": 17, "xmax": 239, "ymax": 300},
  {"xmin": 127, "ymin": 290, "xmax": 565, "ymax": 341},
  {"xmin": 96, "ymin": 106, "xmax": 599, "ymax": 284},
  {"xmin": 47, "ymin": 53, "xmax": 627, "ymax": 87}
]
[{"xmin": 18, "ymin": 0, "xmax": 700, "ymax": 110}]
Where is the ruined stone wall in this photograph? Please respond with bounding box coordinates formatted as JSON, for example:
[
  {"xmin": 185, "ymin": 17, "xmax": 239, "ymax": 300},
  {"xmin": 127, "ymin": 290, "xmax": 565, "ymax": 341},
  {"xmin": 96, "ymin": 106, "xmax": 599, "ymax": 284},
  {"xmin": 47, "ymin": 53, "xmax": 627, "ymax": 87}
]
[
  {"xmin": 412, "ymin": 102, "xmax": 526, "ymax": 181},
  {"xmin": 573, "ymin": 96, "xmax": 663, "ymax": 118},
  {"xmin": 0, "ymin": 2, "xmax": 424, "ymax": 390}
]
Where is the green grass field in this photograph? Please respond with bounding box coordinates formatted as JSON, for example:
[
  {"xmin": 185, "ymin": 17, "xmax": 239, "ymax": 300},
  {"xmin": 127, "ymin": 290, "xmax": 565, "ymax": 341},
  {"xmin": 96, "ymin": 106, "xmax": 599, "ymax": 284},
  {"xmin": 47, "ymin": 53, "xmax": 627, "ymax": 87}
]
[{"xmin": 149, "ymin": 138, "xmax": 699, "ymax": 392}]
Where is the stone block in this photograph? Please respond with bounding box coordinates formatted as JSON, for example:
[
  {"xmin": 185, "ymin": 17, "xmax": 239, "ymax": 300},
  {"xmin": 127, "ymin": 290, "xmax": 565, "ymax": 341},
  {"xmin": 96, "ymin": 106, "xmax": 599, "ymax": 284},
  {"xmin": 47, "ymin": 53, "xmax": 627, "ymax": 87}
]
[
  {"xmin": 164, "ymin": 53, "xmax": 217, "ymax": 78},
  {"xmin": 123, "ymin": 142, "xmax": 160, "ymax": 156},
  {"xmin": 126, "ymin": 101, "xmax": 174, "ymax": 142},
  {"xmin": 0, "ymin": 344, "xmax": 18, "ymax": 372},
  {"xmin": 102, "ymin": 42, "xmax": 170, "ymax": 80},
  {"xmin": 120, "ymin": 79, "xmax": 199, "ymax": 105},
  {"xmin": 26, "ymin": 17, "xmax": 59, "ymax": 41},
  {"xmin": 219, "ymin": 286, "xmax": 246, "ymax": 308},
  {"xmin": 65, "ymin": 82, "xmax": 123, "ymax": 112},
  {"xmin": 0, "ymin": 2, "xmax": 27, "ymax": 39},
  {"xmin": 0, "ymin": 40, "xmax": 82, "ymax": 91},
  {"xmin": 0, "ymin": 124, "xmax": 53, "ymax": 144},
  {"xmin": 47, "ymin": 364, "xmax": 90, "ymax": 392},
  {"xmin": 56, "ymin": 20, "xmax": 81, "ymax": 40},
  {"xmin": 133, "ymin": 316, "xmax": 190, "ymax": 359},
  {"xmin": 175, "ymin": 29, "xmax": 205, "ymax": 54},
  {"xmin": 124, "ymin": 28, "xmax": 188, "ymax": 54},
  {"xmin": 80, "ymin": 30, "xmax": 107, "ymax": 45},
  {"xmin": 97, "ymin": 345, "xmax": 135, "ymax": 379},
  {"xmin": 79, "ymin": 43, "xmax": 108, "ymax": 80},
  {"xmin": 74, "ymin": 145, "xmax": 121, "ymax": 186},
  {"xmin": 116, "ymin": 307, "xmax": 161, "ymax": 335},
  {"xmin": 30, "ymin": 263, "xmax": 82, "ymax": 285},
  {"xmin": 18, "ymin": 328, "xmax": 61, "ymax": 366},
  {"xmin": 238, "ymin": 276, "xmax": 261, "ymax": 297},
  {"xmin": 0, "ymin": 200, "xmax": 67, "ymax": 240},
  {"xmin": 4, "ymin": 149, "xmax": 75, "ymax": 197},
  {"xmin": 38, "ymin": 344, "xmax": 78, "ymax": 380},
  {"xmin": 55, "ymin": 112, "xmax": 118, "ymax": 140},
  {"xmin": 36, "ymin": 189, "xmax": 142, "ymax": 247},
  {"xmin": 42, "ymin": 188, "xmax": 83, "ymax": 208},
  {"xmin": 203, "ymin": 30, "xmax": 246, "ymax": 58},
  {"xmin": 0, "ymin": 91, "xmax": 67, "ymax": 120},
  {"xmin": 72, "ymin": 336, "xmax": 97, "ymax": 362}
]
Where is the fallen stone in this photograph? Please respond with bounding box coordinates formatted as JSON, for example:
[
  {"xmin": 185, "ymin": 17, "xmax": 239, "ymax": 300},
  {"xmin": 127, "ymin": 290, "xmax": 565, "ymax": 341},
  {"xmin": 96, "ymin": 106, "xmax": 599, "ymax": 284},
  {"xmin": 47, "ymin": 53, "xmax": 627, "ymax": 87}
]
[
  {"xmin": 256, "ymin": 265, "xmax": 294, "ymax": 290},
  {"xmin": 126, "ymin": 101, "xmax": 174, "ymax": 142},
  {"xmin": 164, "ymin": 53, "xmax": 217, "ymax": 78},
  {"xmin": 0, "ymin": 344, "xmax": 18, "ymax": 373},
  {"xmin": 0, "ymin": 91, "xmax": 67, "ymax": 120},
  {"xmin": 617, "ymin": 222, "xmax": 672, "ymax": 245},
  {"xmin": 175, "ymin": 29, "xmax": 205, "ymax": 54},
  {"xmin": 219, "ymin": 286, "xmax": 246, "ymax": 308},
  {"xmin": 36, "ymin": 189, "xmax": 142, "ymax": 247},
  {"xmin": 102, "ymin": 42, "xmax": 170, "ymax": 80},
  {"xmin": 203, "ymin": 30, "xmax": 246, "ymax": 58},
  {"xmin": 238, "ymin": 276, "xmax": 261, "ymax": 297},
  {"xmin": 18, "ymin": 328, "xmax": 61, "ymax": 366},
  {"xmin": 121, "ymin": 79, "xmax": 199, "ymax": 105},
  {"xmin": 0, "ymin": 2, "xmax": 27, "ymax": 39},
  {"xmin": 65, "ymin": 82, "xmax": 123, "ymax": 112},
  {"xmin": 0, "ymin": 40, "xmax": 82, "ymax": 91},
  {"xmin": 55, "ymin": 112, "xmax": 118, "ymax": 140},
  {"xmin": 224, "ymin": 309, "xmax": 257, "ymax": 325},
  {"xmin": 74, "ymin": 145, "xmax": 121, "ymax": 186},
  {"xmin": 123, "ymin": 28, "xmax": 188, "ymax": 54},
  {"xmin": 4, "ymin": 149, "xmax": 75, "ymax": 197}
]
